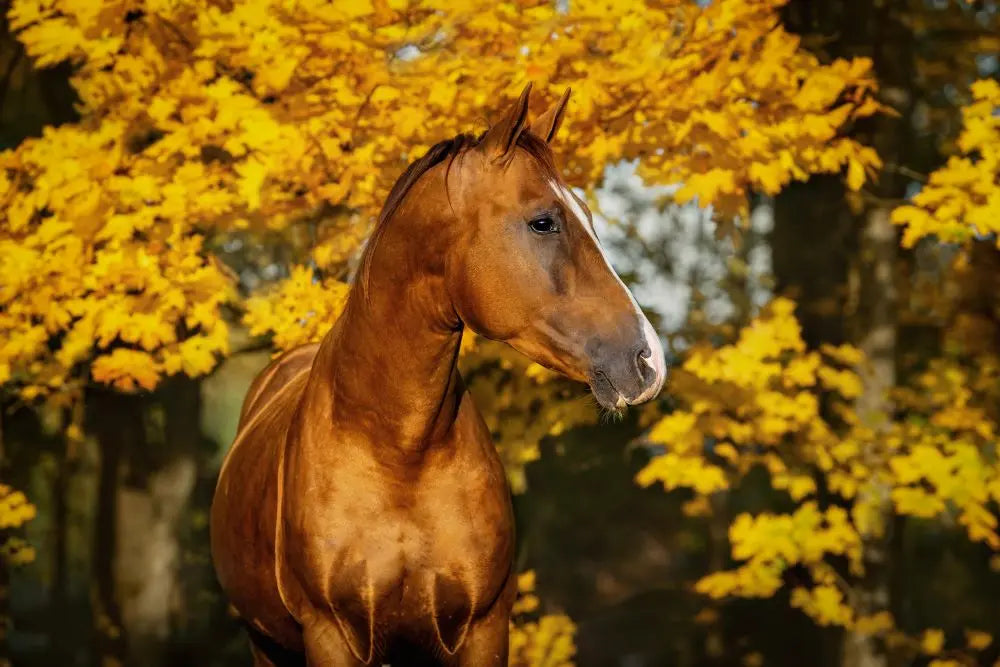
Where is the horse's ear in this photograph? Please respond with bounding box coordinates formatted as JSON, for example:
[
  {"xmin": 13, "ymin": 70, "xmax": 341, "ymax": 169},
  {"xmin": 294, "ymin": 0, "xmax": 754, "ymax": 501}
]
[
  {"xmin": 530, "ymin": 88, "xmax": 571, "ymax": 144},
  {"xmin": 480, "ymin": 83, "xmax": 532, "ymax": 161}
]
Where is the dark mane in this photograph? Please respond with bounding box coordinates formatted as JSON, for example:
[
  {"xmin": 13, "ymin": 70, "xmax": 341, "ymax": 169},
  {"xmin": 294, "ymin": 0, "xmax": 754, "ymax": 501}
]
[{"xmin": 355, "ymin": 129, "xmax": 559, "ymax": 300}]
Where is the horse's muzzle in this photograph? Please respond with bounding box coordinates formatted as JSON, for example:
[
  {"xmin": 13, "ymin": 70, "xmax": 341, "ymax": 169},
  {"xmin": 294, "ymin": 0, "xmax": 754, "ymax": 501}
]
[{"xmin": 587, "ymin": 319, "xmax": 666, "ymax": 410}]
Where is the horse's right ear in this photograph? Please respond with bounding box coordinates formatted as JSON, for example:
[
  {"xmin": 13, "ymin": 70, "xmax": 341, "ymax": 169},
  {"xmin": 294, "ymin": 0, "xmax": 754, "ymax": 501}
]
[
  {"xmin": 530, "ymin": 88, "xmax": 571, "ymax": 144},
  {"xmin": 480, "ymin": 83, "xmax": 532, "ymax": 162}
]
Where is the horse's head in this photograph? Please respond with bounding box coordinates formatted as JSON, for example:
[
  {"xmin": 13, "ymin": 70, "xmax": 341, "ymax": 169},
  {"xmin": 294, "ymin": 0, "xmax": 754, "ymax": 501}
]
[{"xmin": 445, "ymin": 85, "xmax": 666, "ymax": 410}]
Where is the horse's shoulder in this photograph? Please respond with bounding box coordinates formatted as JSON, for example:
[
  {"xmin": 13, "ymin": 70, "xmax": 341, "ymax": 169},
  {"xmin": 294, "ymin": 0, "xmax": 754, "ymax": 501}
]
[{"xmin": 239, "ymin": 343, "xmax": 321, "ymax": 428}]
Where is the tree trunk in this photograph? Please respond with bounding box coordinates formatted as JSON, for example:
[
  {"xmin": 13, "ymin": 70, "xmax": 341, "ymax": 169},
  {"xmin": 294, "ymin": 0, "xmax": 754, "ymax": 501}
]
[
  {"xmin": 701, "ymin": 493, "xmax": 728, "ymax": 664},
  {"xmin": 89, "ymin": 381, "xmax": 201, "ymax": 666},
  {"xmin": 781, "ymin": 1, "xmax": 913, "ymax": 663},
  {"xmin": 772, "ymin": 177, "xmax": 854, "ymax": 347},
  {"xmin": 0, "ymin": 562, "xmax": 8, "ymax": 667},
  {"xmin": 47, "ymin": 442, "xmax": 74, "ymax": 665},
  {"xmin": 843, "ymin": 205, "xmax": 897, "ymax": 667},
  {"xmin": 90, "ymin": 389, "xmax": 134, "ymax": 666},
  {"xmin": 0, "ymin": 410, "xmax": 8, "ymax": 667},
  {"xmin": 842, "ymin": 0, "xmax": 913, "ymax": 662},
  {"xmin": 50, "ymin": 446, "xmax": 71, "ymax": 612},
  {"xmin": 117, "ymin": 379, "xmax": 199, "ymax": 664}
]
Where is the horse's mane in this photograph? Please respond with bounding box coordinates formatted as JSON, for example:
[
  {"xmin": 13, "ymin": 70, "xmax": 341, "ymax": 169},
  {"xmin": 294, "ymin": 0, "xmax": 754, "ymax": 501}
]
[{"xmin": 355, "ymin": 129, "xmax": 559, "ymax": 300}]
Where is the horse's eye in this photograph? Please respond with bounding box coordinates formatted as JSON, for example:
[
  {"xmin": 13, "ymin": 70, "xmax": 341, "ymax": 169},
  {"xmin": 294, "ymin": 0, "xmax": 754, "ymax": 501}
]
[{"xmin": 528, "ymin": 216, "xmax": 559, "ymax": 235}]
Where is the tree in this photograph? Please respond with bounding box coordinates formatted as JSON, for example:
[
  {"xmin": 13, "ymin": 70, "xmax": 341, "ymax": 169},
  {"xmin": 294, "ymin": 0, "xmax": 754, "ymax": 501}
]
[
  {"xmin": 637, "ymin": 295, "xmax": 1000, "ymax": 664},
  {"xmin": 1, "ymin": 0, "xmax": 880, "ymax": 404},
  {"xmin": 0, "ymin": 0, "xmax": 882, "ymax": 663},
  {"xmin": 638, "ymin": 66, "xmax": 1000, "ymax": 666},
  {"xmin": 741, "ymin": 3, "xmax": 1000, "ymax": 664},
  {"xmin": 892, "ymin": 79, "xmax": 1000, "ymax": 249}
]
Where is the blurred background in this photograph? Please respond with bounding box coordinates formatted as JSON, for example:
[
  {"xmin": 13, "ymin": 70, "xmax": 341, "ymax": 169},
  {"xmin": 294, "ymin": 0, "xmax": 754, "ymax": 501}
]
[{"xmin": 2, "ymin": 1, "xmax": 1000, "ymax": 666}]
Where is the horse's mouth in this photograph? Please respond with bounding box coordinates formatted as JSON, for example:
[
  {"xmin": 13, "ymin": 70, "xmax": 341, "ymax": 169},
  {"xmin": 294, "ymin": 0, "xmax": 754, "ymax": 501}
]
[{"xmin": 589, "ymin": 370, "xmax": 626, "ymax": 412}]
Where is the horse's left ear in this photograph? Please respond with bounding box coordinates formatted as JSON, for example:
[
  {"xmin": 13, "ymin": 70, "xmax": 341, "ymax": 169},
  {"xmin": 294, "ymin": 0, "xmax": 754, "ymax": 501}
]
[
  {"xmin": 530, "ymin": 88, "xmax": 571, "ymax": 144},
  {"xmin": 480, "ymin": 83, "xmax": 532, "ymax": 161}
]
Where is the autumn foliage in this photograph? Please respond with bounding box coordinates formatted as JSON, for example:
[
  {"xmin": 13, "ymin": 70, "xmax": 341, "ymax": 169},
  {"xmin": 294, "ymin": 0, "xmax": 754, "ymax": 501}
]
[
  {"xmin": 893, "ymin": 79, "xmax": 1000, "ymax": 248},
  {"xmin": 1, "ymin": 0, "xmax": 879, "ymax": 405},
  {"xmin": 2, "ymin": 0, "xmax": 1000, "ymax": 665}
]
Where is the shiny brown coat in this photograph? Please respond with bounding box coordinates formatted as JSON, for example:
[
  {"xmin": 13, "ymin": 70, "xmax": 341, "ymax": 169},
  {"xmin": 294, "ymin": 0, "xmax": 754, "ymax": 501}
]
[{"xmin": 210, "ymin": 85, "xmax": 665, "ymax": 666}]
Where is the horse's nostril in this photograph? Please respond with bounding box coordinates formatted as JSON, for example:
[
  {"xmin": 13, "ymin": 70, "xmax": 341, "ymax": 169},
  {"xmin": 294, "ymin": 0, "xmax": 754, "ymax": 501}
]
[{"xmin": 635, "ymin": 344, "xmax": 654, "ymax": 381}]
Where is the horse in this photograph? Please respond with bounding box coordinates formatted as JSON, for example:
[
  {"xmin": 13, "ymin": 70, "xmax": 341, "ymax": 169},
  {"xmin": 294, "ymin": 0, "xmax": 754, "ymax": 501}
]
[{"xmin": 210, "ymin": 84, "xmax": 666, "ymax": 666}]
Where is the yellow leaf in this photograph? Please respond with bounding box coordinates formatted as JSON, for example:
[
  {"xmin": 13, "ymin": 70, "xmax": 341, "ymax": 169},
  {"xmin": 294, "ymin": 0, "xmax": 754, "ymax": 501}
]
[
  {"xmin": 966, "ymin": 629, "xmax": 992, "ymax": 651},
  {"xmin": 91, "ymin": 349, "xmax": 162, "ymax": 392},
  {"xmin": 236, "ymin": 159, "xmax": 268, "ymax": 211},
  {"xmin": 846, "ymin": 157, "xmax": 866, "ymax": 191},
  {"xmin": 922, "ymin": 628, "xmax": 946, "ymax": 655}
]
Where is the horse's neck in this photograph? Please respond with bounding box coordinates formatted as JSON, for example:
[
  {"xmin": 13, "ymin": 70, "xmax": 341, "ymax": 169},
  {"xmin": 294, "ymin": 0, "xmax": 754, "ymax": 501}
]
[{"xmin": 301, "ymin": 216, "xmax": 464, "ymax": 456}]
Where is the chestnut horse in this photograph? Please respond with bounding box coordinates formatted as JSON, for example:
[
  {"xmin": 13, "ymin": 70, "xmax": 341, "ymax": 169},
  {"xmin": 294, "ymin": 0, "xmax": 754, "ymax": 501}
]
[{"xmin": 210, "ymin": 85, "xmax": 666, "ymax": 666}]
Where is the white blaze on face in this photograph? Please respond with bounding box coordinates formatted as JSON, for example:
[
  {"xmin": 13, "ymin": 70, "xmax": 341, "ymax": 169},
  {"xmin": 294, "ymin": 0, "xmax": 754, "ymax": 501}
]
[{"xmin": 549, "ymin": 180, "xmax": 666, "ymax": 404}]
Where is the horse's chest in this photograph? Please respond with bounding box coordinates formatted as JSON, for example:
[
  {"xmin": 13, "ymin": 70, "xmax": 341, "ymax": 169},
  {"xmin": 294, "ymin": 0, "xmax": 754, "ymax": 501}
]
[
  {"xmin": 326, "ymin": 479, "xmax": 513, "ymax": 604},
  {"xmin": 318, "ymin": 449, "xmax": 514, "ymax": 647}
]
